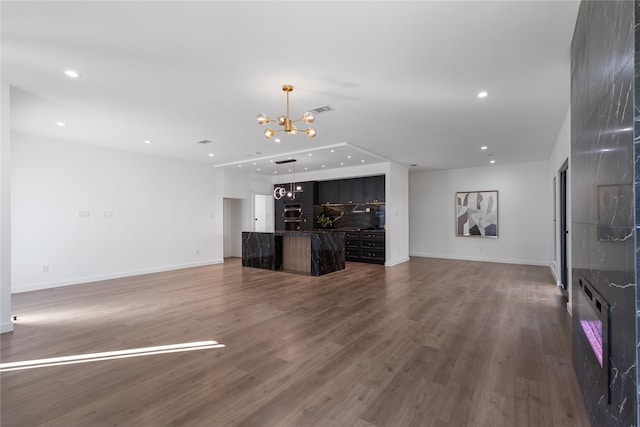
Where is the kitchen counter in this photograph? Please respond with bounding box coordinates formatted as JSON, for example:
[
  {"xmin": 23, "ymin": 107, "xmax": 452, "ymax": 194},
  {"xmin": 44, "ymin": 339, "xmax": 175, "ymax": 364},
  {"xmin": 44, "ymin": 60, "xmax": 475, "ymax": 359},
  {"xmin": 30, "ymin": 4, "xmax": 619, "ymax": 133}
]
[{"xmin": 242, "ymin": 231, "xmax": 345, "ymax": 276}]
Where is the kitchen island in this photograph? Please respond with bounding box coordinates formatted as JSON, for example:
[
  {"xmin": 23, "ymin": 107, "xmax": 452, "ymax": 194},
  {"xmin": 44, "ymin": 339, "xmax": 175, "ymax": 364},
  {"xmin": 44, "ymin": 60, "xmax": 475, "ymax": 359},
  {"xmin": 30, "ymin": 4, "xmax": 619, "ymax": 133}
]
[{"xmin": 242, "ymin": 230, "xmax": 345, "ymax": 276}]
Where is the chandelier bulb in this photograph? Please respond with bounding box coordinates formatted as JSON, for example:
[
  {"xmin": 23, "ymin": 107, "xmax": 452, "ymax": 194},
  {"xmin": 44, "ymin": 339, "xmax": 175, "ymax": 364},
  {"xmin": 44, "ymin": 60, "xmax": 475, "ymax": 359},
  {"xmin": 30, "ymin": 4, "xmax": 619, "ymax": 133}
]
[
  {"xmin": 289, "ymin": 125, "xmax": 297, "ymax": 135},
  {"xmin": 265, "ymin": 128, "xmax": 276, "ymax": 139},
  {"xmin": 277, "ymin": 115, "xmax": 287, "ymax": 126},
  {"xmin": 306, "ymin": 127, "xmax": 317, "ymax": 138},
  {"xmin": 303, "ymin": 112, "xmax": 315, "ymax": 124},
  {"xmin": 257, "ymin": 113, "xmax": 269, "ymax": 125}
]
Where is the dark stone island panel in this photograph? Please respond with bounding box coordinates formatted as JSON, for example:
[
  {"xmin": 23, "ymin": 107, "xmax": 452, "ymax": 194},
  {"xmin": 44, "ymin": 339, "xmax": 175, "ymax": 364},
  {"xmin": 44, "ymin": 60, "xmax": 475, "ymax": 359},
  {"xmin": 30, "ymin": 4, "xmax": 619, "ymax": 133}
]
[
  {"xmin": 310, "ymin": 231, "xmax": 346, "ymax": 276},
  {"xmin": 241, "ymin": 232, "xmax": 282, "ymax": 270},
  {"xmin": 242, "ymin": 230, "xmax": 345, "ymax": 276}
]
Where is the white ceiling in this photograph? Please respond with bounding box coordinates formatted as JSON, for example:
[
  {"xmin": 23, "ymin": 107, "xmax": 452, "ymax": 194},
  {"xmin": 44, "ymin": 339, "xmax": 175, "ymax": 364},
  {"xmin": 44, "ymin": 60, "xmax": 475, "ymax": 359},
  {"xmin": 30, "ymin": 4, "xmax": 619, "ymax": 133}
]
[{"xmin": 2, "ymin": 1, "xmax": 579, "ymax": 176}]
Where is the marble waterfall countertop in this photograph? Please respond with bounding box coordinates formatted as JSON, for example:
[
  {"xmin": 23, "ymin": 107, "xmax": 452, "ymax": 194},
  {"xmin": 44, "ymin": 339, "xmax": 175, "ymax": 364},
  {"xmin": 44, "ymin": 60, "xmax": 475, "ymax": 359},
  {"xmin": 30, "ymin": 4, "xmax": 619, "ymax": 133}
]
[{"xmin": 242, "ymin": 231, "xmax": 345, "ymax": 276}]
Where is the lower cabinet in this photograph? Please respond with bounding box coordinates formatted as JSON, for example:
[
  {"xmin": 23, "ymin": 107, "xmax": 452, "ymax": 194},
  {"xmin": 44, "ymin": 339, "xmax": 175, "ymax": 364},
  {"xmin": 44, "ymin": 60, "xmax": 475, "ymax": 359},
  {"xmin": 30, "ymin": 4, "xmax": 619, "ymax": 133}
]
[{"xmin": 345, "ymin": 230, "xmax": 385, "ymax": 264}]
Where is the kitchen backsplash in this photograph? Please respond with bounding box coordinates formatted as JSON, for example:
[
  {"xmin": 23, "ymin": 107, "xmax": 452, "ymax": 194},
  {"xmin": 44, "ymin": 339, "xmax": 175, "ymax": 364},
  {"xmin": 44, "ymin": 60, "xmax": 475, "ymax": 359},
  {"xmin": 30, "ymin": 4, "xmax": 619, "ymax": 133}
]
[{"xmin": 313, "ymin": 203, "xmax": 385, "ymax": 230}]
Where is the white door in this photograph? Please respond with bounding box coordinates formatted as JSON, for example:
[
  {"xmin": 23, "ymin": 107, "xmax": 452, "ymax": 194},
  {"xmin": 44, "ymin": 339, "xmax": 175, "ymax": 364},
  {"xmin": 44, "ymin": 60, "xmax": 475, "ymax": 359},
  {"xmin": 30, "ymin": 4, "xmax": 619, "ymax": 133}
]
[{"xmin": 254, "ymin": 194, "xmax": 273, "ymax": 232}]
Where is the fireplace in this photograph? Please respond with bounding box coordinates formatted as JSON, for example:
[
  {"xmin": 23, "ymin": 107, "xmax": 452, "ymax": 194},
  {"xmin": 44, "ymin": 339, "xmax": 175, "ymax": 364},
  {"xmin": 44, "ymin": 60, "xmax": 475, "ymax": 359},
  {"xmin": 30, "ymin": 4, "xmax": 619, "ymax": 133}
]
[{"xmin": 576, "ymin": 275, "xmax": 611, "ymax": 403}]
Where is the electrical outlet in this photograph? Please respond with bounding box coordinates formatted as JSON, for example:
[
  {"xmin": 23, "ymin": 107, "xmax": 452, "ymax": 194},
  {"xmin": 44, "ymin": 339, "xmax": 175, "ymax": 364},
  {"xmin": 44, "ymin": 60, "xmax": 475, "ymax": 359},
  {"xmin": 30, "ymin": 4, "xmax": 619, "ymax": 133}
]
[{"xmin": 42, "ymin": 264, "xmax": 49, "ymax": 273}]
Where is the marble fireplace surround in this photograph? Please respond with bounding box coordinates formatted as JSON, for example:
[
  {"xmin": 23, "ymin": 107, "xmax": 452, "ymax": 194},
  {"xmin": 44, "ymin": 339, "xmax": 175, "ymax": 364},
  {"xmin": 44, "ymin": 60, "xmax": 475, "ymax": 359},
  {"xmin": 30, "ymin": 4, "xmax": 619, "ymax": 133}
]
[{"xmin": 570, "ymin": 1, "xmax": 637, "ymax": 425}]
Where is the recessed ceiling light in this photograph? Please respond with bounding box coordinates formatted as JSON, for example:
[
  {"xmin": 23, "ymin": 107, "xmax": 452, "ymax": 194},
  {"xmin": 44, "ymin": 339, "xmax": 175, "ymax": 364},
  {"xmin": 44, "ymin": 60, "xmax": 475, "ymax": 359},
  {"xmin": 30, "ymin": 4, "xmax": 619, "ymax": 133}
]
[
  {"xmin": 330, "ymin": 150, "xmax": 335, "ymax": 153},
  {"xmin": 56, "ymin": 122, "xmax": 66, "ymax": 127},
  {"xmin": 252, "ymin": 162, "xmax": 256, "ymax": 165},
  {"xmin": 208, "ymin": 153, "xmax": 214, "ymax": 157},
  {"xmin": 288, "ymin": 169, "xmax": 292, "ymax": 172},
  {"xmin": 238, "ymin": 165, "xmax": 242, "ymax": 168},
  {"xmin": 257, "ymin": 168, "xmax": 261, "ymax": 171},
  {"xmin": 347, "ymin": 155, "xmax": 352, "ymax": 159},
  {"xmin": 478, "ymin": 91, "xmax": 488, "ymax": 98},
  {"xmin": 304, "ymin": 167, "xmax": 308, "ymax": 170},
  {"xmin": 361, "ymin": 160, "xmax": 365, "ymax": 163},
  {"xmin": 64, "ymin": 70, "xmax": 80, "ymax": 78},
  {"xmin": 308, "ymin": 153, "xmax": 312, "ymax": 157},
  {"xmin": 340, "ymin": 162, "xmax": 344, "ymax": 166},
  {"xmin": 322, "ymin": 165, "xmax": 325, "ymax": 168},
  {"xmin": 274, "ymin": 138, "xmax": 280, "ymax": 143},
  {"xmin": 481, "ymin": 146, "xmax": 487, "ymax": 150},
  {"xmin": 490, "ymin": 160, "xmax": 496, "ymax": 164},
  {"xmin": 144, "ymin": 140, "xmax": 151, "ymax": 144},
  {"xmin": 269, "ymin": 160, "xmax": 274, "ymax": 163},
  {"xmin": 274, "ymin": 171, "xmax": 278, "ymax": 174},
  {"xmin": 288, "ymin": 157, "xmax": 292, "ymax": 160}
]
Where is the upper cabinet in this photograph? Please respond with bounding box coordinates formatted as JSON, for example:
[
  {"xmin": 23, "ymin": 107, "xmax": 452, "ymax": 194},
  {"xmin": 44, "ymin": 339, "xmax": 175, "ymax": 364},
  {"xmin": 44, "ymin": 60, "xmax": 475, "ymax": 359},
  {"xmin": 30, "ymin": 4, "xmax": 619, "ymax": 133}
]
[
  {"xmin": 363, "ymin": 175, "xmax": 385, "ymax": 203},
  {"xmin": 319, "ymin": 180, "xmax": 340, "ymax": 204},
  {"xmin": 318, "ymin": 175, "xmax": 385, "ymax": 205},
  {"xmin": 339, "ymin": 178, "xmax": 363, "ymax": 204}
]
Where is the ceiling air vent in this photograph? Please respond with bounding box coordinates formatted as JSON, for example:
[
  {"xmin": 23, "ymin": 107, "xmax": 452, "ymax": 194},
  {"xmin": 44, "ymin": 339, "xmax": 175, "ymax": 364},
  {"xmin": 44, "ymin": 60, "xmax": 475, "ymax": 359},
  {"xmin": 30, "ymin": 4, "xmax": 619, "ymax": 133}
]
[
  {"xmin": 197, "ymin": 139, "xmax": 212, "ymax": 144},
  {"xmin": 308, "ymin": 105, "xmax": 333, "ymax": 114}
]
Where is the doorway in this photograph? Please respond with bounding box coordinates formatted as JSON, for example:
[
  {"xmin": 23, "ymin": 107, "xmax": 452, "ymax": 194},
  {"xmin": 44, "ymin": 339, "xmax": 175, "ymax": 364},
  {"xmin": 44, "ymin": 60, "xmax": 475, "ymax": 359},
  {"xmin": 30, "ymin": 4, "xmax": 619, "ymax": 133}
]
[
  {"xmin": 223, "ymin": 198, "xmax": 244, "ymax": 258},
  {"xmin": 559, "ymin": 160, "xmax": 569, "ymax": 294}
]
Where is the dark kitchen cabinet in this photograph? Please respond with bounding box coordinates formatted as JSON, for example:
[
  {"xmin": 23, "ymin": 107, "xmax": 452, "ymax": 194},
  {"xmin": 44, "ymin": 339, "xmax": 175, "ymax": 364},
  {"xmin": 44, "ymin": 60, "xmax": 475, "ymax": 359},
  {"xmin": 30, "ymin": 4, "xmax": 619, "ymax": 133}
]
[
  {"xmin": 319, "ymin": 180, "xmax": 340, "ymax": 204},
  {"xmin": 339, "ymin": 178, "xmax": 363, "ymax": 204},
  {"xmin": 344, "ymin": 230, "xmax": 385, "ymax": 264},
  {"xmin": 274, "ymin": 181, "xmax": 318, "ymax": 231},
  {"xmin": 363, "ymin": 175, "xmax": 385, "ymax": 203},
  {"xmin": 319, "ymin": 175, "xmax": 384, "ymax": 205},
  {"xmin": 344, "ymin": 231, "xmax": 362, "ymax": 261},
  {"xmin": 274, "ymin": 194, "xmax": 285, "ymax": 230}
]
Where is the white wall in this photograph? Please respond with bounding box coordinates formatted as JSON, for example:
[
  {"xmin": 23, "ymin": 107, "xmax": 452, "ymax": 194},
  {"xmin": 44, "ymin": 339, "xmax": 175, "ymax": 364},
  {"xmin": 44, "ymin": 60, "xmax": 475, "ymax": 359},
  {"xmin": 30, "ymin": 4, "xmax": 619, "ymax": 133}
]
[
  {"xmin": 409, "ymin": 160, "xmax": 551, "ymax": 266},
  {"xmin": 1, "ymin": 82, "xmax": 13, "ymax": 332},
  {"xmin": 12, "ymin": 134, "xmax": 224, "ymax": 293},
  {"xmin": 386, "ymin": 161, "xmax": 410, "ymax": 266}
]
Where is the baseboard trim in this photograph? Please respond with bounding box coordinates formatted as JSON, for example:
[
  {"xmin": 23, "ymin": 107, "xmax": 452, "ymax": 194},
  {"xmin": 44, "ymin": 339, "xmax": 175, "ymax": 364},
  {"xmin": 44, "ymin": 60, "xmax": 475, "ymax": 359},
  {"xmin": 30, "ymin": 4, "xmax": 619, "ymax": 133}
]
[
  {"xmin": 12, "ymin": 259, "xmax": 225, "ymax": 294},
  {"xmin": 1, "ymin": 321, "xmax": 14, "ymax": 334},
  {"xmin": 385, "ymin": 257, "xmax": 410, "ymax": 267},
  {"xmin": 409, "ymin": 252, "xmax": 550, "ymax": 267}
]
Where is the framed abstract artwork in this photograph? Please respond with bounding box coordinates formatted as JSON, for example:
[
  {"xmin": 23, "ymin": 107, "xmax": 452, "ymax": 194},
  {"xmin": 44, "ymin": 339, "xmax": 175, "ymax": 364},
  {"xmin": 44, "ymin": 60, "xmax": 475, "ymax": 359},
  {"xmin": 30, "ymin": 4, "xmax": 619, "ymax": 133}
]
[{"xmin": 456, "ymin": 191, "xmax": 498, "ymax": 238}]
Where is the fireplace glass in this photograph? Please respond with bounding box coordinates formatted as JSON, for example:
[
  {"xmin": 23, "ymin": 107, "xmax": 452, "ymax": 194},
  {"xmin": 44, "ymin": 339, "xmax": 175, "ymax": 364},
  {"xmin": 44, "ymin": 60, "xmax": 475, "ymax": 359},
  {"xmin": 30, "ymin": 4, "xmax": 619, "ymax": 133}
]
[{"xmin": 576, "ymin": 275, "xmax": 611, "ymax": 403}]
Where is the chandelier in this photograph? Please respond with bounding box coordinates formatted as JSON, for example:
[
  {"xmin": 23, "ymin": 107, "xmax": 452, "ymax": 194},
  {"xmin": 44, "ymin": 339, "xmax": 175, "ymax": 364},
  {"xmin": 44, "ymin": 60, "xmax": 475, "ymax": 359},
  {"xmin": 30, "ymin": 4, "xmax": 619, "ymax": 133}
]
[{"xmin": 257, "ymin": 85, "xmax": 317, "ymax": 139}]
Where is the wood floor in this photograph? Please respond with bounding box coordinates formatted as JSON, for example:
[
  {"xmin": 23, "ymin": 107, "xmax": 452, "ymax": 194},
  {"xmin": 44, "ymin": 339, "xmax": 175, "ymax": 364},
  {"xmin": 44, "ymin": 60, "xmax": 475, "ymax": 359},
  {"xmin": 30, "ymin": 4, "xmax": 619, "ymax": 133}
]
[{"xmin": 1, "ymin": 257, "xmax": 589, "ymax": 427}]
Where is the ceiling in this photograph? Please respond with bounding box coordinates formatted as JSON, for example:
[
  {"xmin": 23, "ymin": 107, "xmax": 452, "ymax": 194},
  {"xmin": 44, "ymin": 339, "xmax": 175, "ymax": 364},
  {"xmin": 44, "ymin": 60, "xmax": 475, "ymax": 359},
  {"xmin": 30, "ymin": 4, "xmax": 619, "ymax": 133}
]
[{"xmin": 2, "ymin": 1, "xmax": 580, "ymax": 176}]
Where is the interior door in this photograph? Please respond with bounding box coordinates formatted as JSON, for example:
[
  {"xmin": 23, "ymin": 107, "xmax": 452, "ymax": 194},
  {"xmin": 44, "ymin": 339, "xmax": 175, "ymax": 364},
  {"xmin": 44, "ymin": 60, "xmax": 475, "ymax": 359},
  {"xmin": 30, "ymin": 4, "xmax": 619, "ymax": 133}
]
[
  {"xmin": 559, "ymin": 160, "xmax": 568, "ymax": 291},
  {"xmin": 254, "ymin": 194, "xmax": 273, "ymax": 232}
]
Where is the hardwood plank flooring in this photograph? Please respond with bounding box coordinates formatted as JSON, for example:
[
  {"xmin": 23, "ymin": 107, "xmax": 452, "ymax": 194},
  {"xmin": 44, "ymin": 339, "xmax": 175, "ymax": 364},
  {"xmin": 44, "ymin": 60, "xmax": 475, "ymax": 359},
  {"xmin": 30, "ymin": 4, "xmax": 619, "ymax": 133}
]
[{"xmin": 0, "ymin": 257, "xmax": 589, "ymax": 426}]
